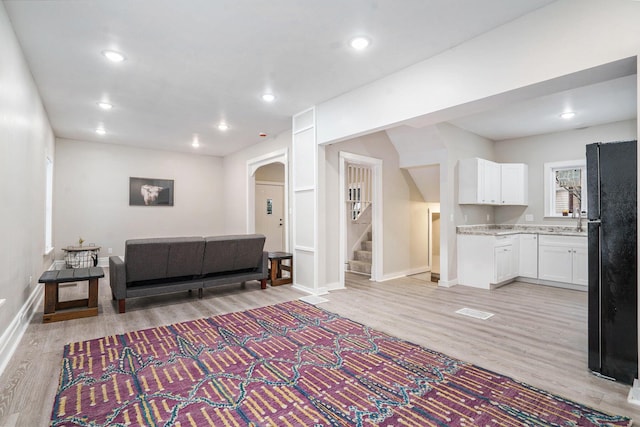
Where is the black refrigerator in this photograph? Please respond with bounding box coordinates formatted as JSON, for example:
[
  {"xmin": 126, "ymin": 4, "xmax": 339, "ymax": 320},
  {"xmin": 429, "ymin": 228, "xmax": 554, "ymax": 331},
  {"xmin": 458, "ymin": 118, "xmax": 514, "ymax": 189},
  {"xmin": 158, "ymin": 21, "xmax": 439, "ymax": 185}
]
[{"xmin": 586, "ymin": 140, "xmax": 638, "ymax": 385}]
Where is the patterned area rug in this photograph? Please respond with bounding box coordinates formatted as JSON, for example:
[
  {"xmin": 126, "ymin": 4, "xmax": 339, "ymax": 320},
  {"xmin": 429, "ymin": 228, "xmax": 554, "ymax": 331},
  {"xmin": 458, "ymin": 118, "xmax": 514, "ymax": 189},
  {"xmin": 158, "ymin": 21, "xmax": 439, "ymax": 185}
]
[{"xmin": 50, "ymin": 301, "xmax": 632, "ymax": 426}]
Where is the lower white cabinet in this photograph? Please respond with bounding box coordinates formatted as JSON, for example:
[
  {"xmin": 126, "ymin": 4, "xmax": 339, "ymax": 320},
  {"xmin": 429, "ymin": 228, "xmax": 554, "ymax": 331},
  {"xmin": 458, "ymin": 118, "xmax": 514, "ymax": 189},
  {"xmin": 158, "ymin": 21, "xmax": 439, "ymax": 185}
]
[
  {"xmin": 518, "ymin": 234, "xmax": 538, "ymax": 278},
  {"xmin": 538, "ymin": 235, "xmax": 587, "ymax": 287},
  {"xmin": 458, "ymin": 234, "xmax": 517, "ymax": 289},
  {"xmin": 458, "ymin": 233, "xmax": 587, "ymax": 289}
]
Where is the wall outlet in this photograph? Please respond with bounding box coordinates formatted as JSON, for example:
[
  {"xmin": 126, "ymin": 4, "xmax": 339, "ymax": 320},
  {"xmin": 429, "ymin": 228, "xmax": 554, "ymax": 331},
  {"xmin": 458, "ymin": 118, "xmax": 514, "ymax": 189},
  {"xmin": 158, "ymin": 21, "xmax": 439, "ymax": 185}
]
[
  {"xmin": 525, "ymin": 214, "xmax": 534, "ymax": 222},
  {"xmin": 108, "ymin": 248, "xmax": 113, "ymax": 254},
  {"xmin": 450, "ymin": 213, "xmax": 454, "ymax": 222},
  {"xmin": 486, "ymin": 214, "xmax": 490, "ymax": 221},
  {"xmin": 464, "ymin": 214, "xmax": 468, "ymax": 223}
]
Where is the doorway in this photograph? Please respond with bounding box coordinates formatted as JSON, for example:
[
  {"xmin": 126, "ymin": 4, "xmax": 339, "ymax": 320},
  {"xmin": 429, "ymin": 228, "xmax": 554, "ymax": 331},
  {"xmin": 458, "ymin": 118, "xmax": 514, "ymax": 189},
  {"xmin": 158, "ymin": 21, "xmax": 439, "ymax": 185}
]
[
  {"xmin": 254, "ymin": 163, "xmax": 285, "ymax": 252},
  {"xmin": 247, "ymin": 148, "xmax": 289, "ymax": 252},
  {"xmin": 430, "ymin": 208, "xmax": 441, "ymax": 281}
]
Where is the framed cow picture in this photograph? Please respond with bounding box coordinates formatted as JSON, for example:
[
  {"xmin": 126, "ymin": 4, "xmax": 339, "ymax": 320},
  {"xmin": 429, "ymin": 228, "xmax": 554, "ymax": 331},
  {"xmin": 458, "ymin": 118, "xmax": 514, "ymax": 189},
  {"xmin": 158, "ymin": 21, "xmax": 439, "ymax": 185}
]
[{"xmin": 129, "ymin": 177, "xmax": 174, "ymax": 206}]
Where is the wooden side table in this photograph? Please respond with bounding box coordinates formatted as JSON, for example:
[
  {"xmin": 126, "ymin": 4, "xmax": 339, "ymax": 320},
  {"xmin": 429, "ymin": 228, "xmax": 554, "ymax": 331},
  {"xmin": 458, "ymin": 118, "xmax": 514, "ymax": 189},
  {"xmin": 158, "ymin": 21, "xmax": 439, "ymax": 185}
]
[
  {"xmin": 38, "ymin": 267, "xmax": 104, "ymax": 323},
  {"xmin": 268, "ymin": 252, "xmax": 293, "ymax": 286}
]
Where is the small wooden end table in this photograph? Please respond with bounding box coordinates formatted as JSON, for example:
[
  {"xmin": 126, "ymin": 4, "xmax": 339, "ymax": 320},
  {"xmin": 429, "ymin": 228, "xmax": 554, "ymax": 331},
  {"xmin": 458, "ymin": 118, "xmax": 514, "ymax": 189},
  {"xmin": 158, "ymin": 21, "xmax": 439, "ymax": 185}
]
[
  {"xmin": 38, "ymin": 267, "xmax": 104, "ymax": 323},
  {"xmin": 268, "ymin": 252, "xmax": 293, "ymax": 286}
]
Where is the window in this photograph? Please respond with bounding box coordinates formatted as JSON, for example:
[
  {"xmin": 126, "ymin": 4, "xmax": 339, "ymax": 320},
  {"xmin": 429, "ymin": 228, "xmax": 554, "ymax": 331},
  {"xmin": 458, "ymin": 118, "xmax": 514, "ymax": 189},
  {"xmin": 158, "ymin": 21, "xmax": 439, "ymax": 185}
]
[
  {"xmin": 544, "ymin": 159, "xmax": 587, "ymax": 218},
  {"xmin": 45, "ymin": 156, "xmax": 54, "ymax": 255}
]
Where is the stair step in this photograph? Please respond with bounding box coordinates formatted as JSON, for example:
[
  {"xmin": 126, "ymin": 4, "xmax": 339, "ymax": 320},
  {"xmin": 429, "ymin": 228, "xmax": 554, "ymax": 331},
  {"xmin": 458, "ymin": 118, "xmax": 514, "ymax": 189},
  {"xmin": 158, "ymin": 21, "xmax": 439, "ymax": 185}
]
[
  {"xmin": 354, "ymin": 250, "xmax": 372, "ymax": 262},
  {"xmin": 361, "ymin": 240, "xmax": 372, "ymax": 251},
  {"xmin": 348, "ymin": 260, "xmax": 371, "ymax": 275}
]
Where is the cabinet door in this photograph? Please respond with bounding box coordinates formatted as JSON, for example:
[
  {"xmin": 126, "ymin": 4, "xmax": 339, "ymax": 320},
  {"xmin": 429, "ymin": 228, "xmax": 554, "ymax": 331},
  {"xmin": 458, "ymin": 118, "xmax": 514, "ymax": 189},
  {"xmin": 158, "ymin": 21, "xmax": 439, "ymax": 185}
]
[
  {"xmin": 494, "ymin": 245, "xmax": 514, "ymax": 283},
  {"xmin": 501, "ymin": 164, "xmax": 528, "ymax": 205},
  {"xmin": 572, "ymin": 246, "xmax": 588, "ymax": 286},
  {"xmin": 483, "ymin": 160, "xmax": 501, "ymax": 204},
  {"xmin": 538, "ymin": 245, "xmax": 573, "ymax": 282},
  {"xmin": 518, "ymin": 234, "xmax": 538, "ymax": 278}
]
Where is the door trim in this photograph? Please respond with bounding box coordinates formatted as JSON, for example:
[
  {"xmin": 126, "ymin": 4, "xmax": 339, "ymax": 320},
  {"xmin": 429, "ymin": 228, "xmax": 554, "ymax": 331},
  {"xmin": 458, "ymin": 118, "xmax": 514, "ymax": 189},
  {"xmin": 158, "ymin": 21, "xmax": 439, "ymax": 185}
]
[
  {"xmin": 247, "ymin": 148, "xmax": 289, "ymax": 252},
  {"xmin": 339, "ymin": 151, "xmax": 383, "ymax": 287}
]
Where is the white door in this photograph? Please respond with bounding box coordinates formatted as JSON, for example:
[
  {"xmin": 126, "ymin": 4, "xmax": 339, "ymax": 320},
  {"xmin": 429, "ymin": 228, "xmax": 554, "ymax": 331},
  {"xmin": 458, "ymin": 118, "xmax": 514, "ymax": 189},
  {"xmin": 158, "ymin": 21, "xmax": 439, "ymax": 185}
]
[{"xmin": 255, "ymin": 183, "xmax": 284, "ymax": 252}]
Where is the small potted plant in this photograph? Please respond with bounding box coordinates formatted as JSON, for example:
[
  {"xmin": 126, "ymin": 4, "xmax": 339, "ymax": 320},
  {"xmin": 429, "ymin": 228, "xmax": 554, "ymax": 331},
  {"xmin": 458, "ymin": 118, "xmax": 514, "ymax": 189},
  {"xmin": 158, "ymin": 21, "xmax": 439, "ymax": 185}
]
[{"xmin": 78, "ymin": 237, "xmax": 84, "ymax": 247}]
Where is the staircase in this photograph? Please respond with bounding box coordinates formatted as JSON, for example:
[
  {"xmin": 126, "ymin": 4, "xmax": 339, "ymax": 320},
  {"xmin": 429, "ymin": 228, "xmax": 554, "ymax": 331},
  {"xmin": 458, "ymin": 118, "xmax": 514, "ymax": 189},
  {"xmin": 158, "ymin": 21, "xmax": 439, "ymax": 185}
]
[{"xmin": 348, "ymin": 231, "xmax": 372, "ymax": 275}]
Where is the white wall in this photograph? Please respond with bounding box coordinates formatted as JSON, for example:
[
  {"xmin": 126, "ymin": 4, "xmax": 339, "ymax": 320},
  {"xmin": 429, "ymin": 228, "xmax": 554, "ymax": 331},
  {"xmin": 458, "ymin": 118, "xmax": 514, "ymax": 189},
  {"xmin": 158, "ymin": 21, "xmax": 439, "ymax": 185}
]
[
  {"xmin": 494, "ymin": 119, "xmax": 638, "ymax": 225},
  {"xmin": 0, "ymin": 2, "xmax": 55, "ymax": 372},
  {"xmin": 54, "ymin": 139, "xmax": 224, "ymax": 258},
  {"xmin": 324, "ymin": 131, "xmax": 429, "ymax": 283}
]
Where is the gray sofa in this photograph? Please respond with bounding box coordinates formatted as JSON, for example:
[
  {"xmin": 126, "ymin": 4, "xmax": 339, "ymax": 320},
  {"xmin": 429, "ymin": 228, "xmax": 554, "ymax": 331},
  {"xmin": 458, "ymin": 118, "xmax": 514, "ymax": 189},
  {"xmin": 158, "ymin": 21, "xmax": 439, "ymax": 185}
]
[{"xmin": 109, "ymin": 234, "xmax": 268, "ymax": 313}]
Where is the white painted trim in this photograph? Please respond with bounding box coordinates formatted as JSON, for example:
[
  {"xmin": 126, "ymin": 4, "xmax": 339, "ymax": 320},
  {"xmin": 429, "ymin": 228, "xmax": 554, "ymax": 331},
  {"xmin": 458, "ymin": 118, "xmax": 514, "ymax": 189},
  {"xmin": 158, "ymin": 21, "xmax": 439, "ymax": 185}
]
[
  {"xmin": 292, "ymin": 107, "xmax": 318, "ymax": 294},
  {"xmin": 628, "ymin": 379, "xmax": 640, "ymax": 406},
  {"xmin": 378, "ymin": 267, "xmax": 429, "ymax": 282},
  {"xmin": 437, "ymin": 278, "xmax": 458, "ymax": 288},
  {"xmin": 256, "ymin": 180, "xmax": 284, "ymax": 186},
  {"xmin": 325, "ymin": 281, "xmax": 344, "ymax": 291},
  {"xmin": 291, "ymin": 284, "xmax": 329, "ymax": 296},
  {"xmin": 246, "ymin": 148, "xmax": 289, "ymax": 252},
  {"xmin": 339, "ymin": 152, "xmax": 383, "ymax": 288},
  {"xmin": 0, "ymin": 263, "xmax": 53, "ymax": 379},
  {"xmin": 543, "ymin": 159, "xmax": 586, "ymax": 218}
]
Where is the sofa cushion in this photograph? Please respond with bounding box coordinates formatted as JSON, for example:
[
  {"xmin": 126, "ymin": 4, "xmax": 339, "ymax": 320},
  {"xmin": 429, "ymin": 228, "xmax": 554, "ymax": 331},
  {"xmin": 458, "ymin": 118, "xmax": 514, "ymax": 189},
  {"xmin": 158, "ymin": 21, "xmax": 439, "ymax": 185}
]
[
  {"xmin": 167, "ymin": 238, "xmax": 205, "ymax": 277},
  {"xmin": 202, "ymin": 234, "xmax": 265, "ymax": 275},
  {"xmin": 125, "ymin": 237, "xmax": 203, "ymax": 283}
]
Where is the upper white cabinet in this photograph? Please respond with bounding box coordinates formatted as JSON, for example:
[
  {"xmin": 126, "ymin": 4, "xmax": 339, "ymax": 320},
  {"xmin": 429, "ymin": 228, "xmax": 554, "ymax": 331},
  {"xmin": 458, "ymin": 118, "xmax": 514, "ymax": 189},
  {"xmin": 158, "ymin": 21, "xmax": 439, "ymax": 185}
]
[
  {"xmin": 458, "ymin": 158, "xmax": 528, "ymax": 205},
  {"xmin": 501, "ymin": 163, "xmax": 528, "ymax": 205}
]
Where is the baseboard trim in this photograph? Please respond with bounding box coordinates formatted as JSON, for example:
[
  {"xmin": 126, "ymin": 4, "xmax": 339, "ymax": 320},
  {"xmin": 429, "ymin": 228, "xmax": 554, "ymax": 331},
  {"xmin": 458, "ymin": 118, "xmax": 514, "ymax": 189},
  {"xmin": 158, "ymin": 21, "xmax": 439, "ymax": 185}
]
[
  {"xmin": 438, "ymin": 278, "xmax": 457, "ymax": 288},
  {"xmin": 628, "ymin": 379, "xmax": 640, "ymax": 406},
  {"xmin": 0, "ymin": 268, "xmax": 49, "ymax": 378},
  {"xmin": 379, "ymin": 267, "xmax": 434, "ymax": 282},
  {"xmin": 516, "ymin": 277, "xmax": 587, "ymax": 292},
  {"xmin": 325, "ymin": 282, "xmax": 344, "ymax": 291},
  {"xmin": 291, "ymin": 284, "xmax": 329, "ymax": 296}
]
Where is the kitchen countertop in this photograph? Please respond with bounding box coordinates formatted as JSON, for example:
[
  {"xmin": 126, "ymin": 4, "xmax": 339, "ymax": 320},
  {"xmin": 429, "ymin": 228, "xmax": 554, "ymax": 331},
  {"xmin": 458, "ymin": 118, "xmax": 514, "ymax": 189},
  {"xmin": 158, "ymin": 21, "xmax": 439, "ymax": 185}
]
[{"xmin": 457, "ymin": 224, "xmax": 587, "ymax": 237}]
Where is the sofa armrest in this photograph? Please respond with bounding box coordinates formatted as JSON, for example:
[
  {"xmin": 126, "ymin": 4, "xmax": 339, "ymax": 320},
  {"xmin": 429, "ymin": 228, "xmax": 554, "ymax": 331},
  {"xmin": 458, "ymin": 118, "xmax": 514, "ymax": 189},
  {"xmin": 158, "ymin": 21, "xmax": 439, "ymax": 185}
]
[
  {"xmin": 109, "ymin": 256, "xmax": 127, "ymax": 299},
  {"xmin": 260, "ymin": 251, "xmax": 268, "ymax": 276}
]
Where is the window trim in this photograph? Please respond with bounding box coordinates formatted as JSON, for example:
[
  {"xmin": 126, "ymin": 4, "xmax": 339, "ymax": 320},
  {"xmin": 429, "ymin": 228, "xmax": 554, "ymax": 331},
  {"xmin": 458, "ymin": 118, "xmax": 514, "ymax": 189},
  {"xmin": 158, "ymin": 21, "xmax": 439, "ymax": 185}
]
[{"xmin": 543, "ymin": 159, "xmax": 587, "ymax": 219}]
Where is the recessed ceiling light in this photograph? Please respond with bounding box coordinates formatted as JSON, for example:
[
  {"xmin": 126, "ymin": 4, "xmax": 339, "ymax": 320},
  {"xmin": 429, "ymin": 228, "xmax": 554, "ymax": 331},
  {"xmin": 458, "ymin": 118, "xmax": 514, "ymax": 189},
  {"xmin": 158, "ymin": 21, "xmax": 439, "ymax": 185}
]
[
  {"xmin": 97, "ymin": 101, "xmax": 113, "ymax": 110},
  {"xmin": 262, "ymin": 93, "xmax": 276, "ymax": 102},
  {"xmin": 218, "ymin": 123, "xmax": 229, "ymax": 131},
  {"xmin": 350, "ymin": 36, "xmax": 370, "ymax": 50},
  {"xmin": 95, "ymin": 127, "xmax": 106, "ymax": 135},
  {"xmin": 102, "ymin": 50, "xmax": 126, "ymax": 63},
  {"xmin": 560, "ymin": 111, "xmax": 576, "ymax": 119}
]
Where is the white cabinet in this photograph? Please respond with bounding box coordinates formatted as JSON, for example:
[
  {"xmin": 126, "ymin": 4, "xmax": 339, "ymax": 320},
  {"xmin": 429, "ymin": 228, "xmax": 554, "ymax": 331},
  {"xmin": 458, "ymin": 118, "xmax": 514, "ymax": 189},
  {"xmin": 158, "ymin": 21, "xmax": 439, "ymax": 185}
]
[
  {"xmin": 538, "ymin": 235, "xmax": 587, "ymax": 287},
  {"xmin": 500, "ymin": 163, "xmax": 528, "ymax": 205},
  {"xmin": 495, "ymin": 244, "xmax": 516, "ymax": 283},
  {"xmin": 518, "ymin": 234, "xmax": 538, "ymax": 278},
  {"xmin": 458, "ymin": 158, "xmax": 528, "ymax": 205},
  {"xmin": 458, "ymin": 158, "xmax": 500, "ymax": 204},
  {"xmin": 458, "ymin": 234, "xmax": 517, "ymax": 289}
]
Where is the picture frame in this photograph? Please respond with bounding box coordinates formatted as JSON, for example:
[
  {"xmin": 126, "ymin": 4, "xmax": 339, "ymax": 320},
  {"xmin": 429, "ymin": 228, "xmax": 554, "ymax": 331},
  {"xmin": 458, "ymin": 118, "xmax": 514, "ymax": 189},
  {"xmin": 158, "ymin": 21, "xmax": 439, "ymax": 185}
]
[{"xmin": 129, "ymin": 177, "xmax": 174, "ymax": 206}]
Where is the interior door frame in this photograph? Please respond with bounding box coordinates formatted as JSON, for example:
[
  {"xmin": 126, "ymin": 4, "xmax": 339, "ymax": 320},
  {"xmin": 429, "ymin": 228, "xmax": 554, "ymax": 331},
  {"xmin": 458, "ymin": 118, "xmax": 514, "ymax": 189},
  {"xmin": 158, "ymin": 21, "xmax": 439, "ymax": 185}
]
[
  {"xmin": 247, "ymin": 148, "xmax": 289, "ymax": 252},
  {"xmin": 428, "ymin": 206, "xmax": 441, "ymax": 274},
  {"xmin": 339, "ymin": 151, "xmax": 383, "ymax": 287}
]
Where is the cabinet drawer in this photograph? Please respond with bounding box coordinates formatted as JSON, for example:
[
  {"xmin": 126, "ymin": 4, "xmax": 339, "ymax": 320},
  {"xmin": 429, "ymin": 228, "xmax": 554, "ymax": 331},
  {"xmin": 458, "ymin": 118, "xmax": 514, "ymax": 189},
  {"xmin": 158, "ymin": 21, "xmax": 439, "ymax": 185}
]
[{"xmin": 539, "ymin": 234, "xmax": 586, "ymax": 247}]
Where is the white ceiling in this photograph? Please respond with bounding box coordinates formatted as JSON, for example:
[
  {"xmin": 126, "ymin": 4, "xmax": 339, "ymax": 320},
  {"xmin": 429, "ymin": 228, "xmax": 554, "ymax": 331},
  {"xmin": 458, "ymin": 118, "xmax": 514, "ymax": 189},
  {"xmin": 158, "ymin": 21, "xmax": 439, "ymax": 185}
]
[
  {"xmin": 4, "ymin": 0, "xmax": 561, "ymax": 156},
  {"xmin": 449, "ymin": 74, "xmax": 638, "ymax": 141}
]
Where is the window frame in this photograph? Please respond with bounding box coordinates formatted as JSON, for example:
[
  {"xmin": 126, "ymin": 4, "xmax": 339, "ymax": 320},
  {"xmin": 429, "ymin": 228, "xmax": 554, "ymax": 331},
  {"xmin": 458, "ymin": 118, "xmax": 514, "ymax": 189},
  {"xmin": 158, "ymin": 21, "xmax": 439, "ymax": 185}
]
[{"xmin": 543, "ymin": 159, "xmax": 587, "ymax": 219}]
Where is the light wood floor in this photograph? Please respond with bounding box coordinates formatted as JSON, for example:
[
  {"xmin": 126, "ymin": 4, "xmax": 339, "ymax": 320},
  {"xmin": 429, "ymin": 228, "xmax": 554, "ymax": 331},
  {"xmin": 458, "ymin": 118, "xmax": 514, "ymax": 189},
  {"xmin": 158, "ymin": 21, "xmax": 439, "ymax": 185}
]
[{"xmin": 0, "ymin": 272, "xmax": 638, "ymax": 425}]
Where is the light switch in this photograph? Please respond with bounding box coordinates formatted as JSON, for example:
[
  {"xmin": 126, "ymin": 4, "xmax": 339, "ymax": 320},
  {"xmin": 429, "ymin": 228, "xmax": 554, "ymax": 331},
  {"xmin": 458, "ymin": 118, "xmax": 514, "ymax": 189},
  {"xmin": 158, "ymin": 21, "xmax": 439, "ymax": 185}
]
[{"xmin": 525, "ymin": 214, "xmax": 534, "ymax": 222}]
